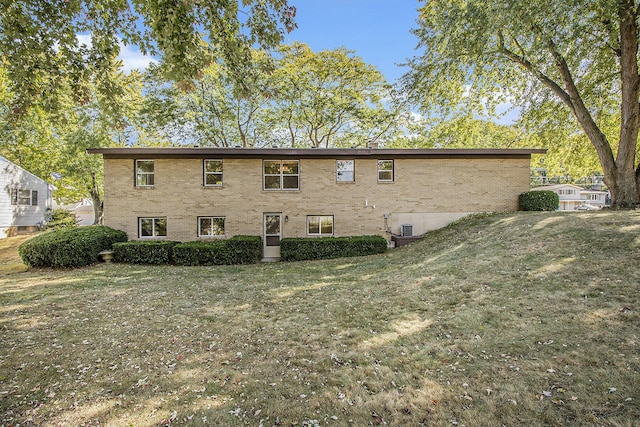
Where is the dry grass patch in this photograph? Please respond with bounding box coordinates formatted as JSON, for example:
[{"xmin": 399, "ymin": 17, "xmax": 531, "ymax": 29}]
[
  {"xmin": 1, "ymin": 211, "xmax": 639, "ymax": 426},
  {"xmin": 0, "ymin": 235, "xmax": 34, "ymax": 275}
]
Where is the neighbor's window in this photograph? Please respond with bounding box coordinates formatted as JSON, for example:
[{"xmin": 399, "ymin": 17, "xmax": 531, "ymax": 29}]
[
  {"xmin": 10, "ymin": 189, "xmax": 38, "ymax": 206},
  {"xmin": 139, "ymin": 217, "xmax": 167, "ymax": 238},
  {"xmin": 377, "ymin": 160, "xmax": 394, "ymax": 182},
  {"xmin": 204, "ymin": 159, "xmax": 223, "ymax": 186},
  {"xmin": 135, "ymin": 160, "xmax": 155, "ymax": 187},
  {"xmin": 198, "ymin": 216, "xmax": 225, "ymax": 237},
  {"xmin": 307, "ymin": 215, "xmax": 334, "ymax": 236},
  {"xmin": 589, "ymin": 194, "xmax": 599, "ymax": 201},
  {"xmin": 263, "ymin": 160, "xmax": 299, "ymax": 190},
  {"xmin": 337, "ymin": 160, "xmax": 355, "ymax": 182}
]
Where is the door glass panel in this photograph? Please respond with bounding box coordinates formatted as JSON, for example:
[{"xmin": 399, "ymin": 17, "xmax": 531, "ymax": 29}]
[
  {"xmin": 265, "ymin": 215, "xmax": 280, "ymax": 235},
  {"xmin": 265, "ymin": 215, "xmax": 281, "ymax": 247},
  {"xmin": 266, "ymin": 236, "xmax": 280, "ymax": 246}
]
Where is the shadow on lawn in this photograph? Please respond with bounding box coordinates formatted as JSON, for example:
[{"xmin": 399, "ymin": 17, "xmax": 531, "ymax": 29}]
[{"xmin": 1, "ymin": 212, "xmax": 640, "ymax": 426}]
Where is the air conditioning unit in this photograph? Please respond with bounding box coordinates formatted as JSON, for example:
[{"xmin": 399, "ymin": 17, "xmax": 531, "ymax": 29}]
[{"xmin": 401, "ymin": 224, "xmax": 413, "ymax": 237}]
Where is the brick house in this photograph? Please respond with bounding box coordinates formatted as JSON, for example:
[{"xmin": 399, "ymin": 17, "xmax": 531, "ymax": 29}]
[{"xmin": 88, "ymin": 147, "xmax": 544, "ymax": 258}]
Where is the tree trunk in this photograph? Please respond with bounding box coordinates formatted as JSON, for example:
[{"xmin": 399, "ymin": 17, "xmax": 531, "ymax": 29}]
[
  {"xmin": 90, "ymin": 173, "xmax": 104, "ymax": 225},
  {"xmin": 614, "ymin": 0, "xmax": 640, "ymax": 207}
]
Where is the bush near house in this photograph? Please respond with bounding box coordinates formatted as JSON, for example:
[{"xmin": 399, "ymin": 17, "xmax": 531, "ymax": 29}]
[
  {"xmin": 519, "ymin": 190, "xmax": 559, "ymax": 211},
  {"xmin": 112, "ymin": 241, "xmax": 179, "ymax": 265},
  {"xmin": 46, "ymin": 209, "xmax": 78, "ymax": 230},
  {"xmin": 280, "ymin": 235, "xmax": 388, "ymax": 261},
  {"xmin": 172, "ymin": 236, "xmax": 262, "ymax": 266},
  {"xmin": 18, "ymin": 226, "xmax": 127, "ymax": 268}
]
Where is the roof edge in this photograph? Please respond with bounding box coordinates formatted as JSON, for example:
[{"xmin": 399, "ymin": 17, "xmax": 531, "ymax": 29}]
[{"xmin": 86, "ymin": 147, "xmax": 547, "ymax": 158}]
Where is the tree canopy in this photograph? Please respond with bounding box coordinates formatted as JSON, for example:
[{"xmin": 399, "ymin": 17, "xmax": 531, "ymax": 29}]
[
  {"xmin": 143, "ymin": 43, "xmax": 401, "ymax": 148},
  {"xmin": 406, "ymin": 0, "xmax": 640, "ymax": 207},
  {"xmin": 0, "ymin": 0, "xmax": 296, "ymax": 113}
]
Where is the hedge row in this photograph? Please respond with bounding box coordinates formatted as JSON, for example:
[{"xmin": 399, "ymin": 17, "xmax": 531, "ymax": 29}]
[
  {"xmin": 519, "ymin": 190, "xmax": 559, "ymax": 211},
  {"xmin": 112, "ymin": 236, "xmax": 262, "ymax": 265},
  {"xmin": 112, "ymin": 240, "xmax": 178, "ymax": 264},
  {"xmin": 19, "ymin": 226, "xmax": 128, "ymax": 268},
  {"xmin": 280, "ymin": 235, "xmax": 388, "ymax": 261},
  {"xmin": 173, "ymin": 236, "xmax": 262, "ymax": 265}
]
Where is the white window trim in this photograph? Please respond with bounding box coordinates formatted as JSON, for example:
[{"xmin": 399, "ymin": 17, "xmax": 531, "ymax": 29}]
[
  {"xmin": 138, "ymin": 217, "xmax": 167, "ymax": 238},
  {"xmin": 204, "ymin": 159, "xmax": 223, "ymax": 187},
  {"xmin": 135, "ymin": 159, "xmax": 155, "ymax": 187},
  {"xmin": 337, "ymin": 159, "xmax": 355, "ymax": 182},
  {"xmin": 307, "ymin": 215, "xmax": 334, "ymax": 236},
  {"xmin": 11, "ymin": 188, "xmax": 38, "ymax": 206},
  {"xmin": 263, "ymin": 160, "xmax": 300, "ymax": 191},
  {"xmin": 198, "ymin": 216, "xmax": 226, "ymax": 237},
  {"xmin": 377, "ymin": 159, "xmax": 394, "ymax": 182}
]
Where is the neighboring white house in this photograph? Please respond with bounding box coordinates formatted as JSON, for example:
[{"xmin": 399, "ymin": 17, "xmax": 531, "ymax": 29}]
[
  {"xmin": 53, "ymin": 199, "xmax": 95, "ymax": 225},
  {"xmin": 531, "ymin": 184, "xmax": 609, "ymax": 211},
  {"xmin": 0, "ymin": 156, "xmax": 54, "ymax": 238}
]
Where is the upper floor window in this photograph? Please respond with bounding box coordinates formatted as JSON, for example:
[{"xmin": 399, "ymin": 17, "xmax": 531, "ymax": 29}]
[
  {"xmin": 263, "ymin": 160, "xmax": 299, "ymax": 190},
  {"xmin": 10, "ymin": 188, "xmax": 37, "ymax": 206},
  {"xmin": 307, "ymin": 215, "xmax": 334, "ymax": 236},
  {"xmin": 139, "ymin": 217, "xmax": 166, "ymax": 238},
  {"xmin": 377, "ymin": 160, "xmax": 394, "ymax": 182},
  {"xmin": 204, "ymin": 159, "xmax": 223, "ymax": 186},
  {"xmin": 198, "ymin": 216, "xmax": 225, "ymax": 237},
  {"xmin": 337, "ymin": 160, "xmax": 355, "ymax": 182},
  {"xmin": 135, "ymin": 160, "xmax": 154, "ymax": 187}
]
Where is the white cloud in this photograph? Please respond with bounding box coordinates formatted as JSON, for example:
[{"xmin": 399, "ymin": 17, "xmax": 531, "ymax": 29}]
[
  {"xmin": 74, "ymin": 33, "xmax": 157, "ymax": 73},
  {"xmin": 118, "ymin": 43, "xmax": 157, "ymax": 73}
]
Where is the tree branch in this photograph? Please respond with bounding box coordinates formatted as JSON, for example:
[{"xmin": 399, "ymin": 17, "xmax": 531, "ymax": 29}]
[{"xmin": 497, "ymin": 32, "xmax": 574, "ymax": 112}]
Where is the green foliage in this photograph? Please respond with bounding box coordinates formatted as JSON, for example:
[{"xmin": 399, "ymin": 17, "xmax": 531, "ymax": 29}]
[
  {"xmin": 112, "ymin": 241, "xmax": 178, "ymax": 265},
  {"xmin": 406, "ymin": 0, "xmax": 640, "ymax": 206},
  {"xmin": 226, "ymin": 235, "xmax": 263, "ymax": 264},
  {"xmin": 280, "ymin": 236, "xmax": 388, "ymax": 262},
  {"xmin": 172, "ymin": 236, "xmax": 262, "ymax": 266},
  {"xmin": 18, "ymin": 226, "xmax": 127, "ymax": 268},
  {"xmin": 519, "ymin": 191, "xmax": 559, "ymax": 211},
  {"xmin": 46, "ymin": 209, "xmax": 77, "ymax": 230},
  {"xmin": 144, "ymin": 42, "xmax": 401, "ymax": 148},
  {"xmin": 0, "ymin": 0, "xmax": 296, "ymax": 112}
]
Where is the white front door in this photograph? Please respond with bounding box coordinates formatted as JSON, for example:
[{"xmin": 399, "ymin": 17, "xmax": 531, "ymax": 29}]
[{"xmin": 263, "ymin": 213, "xmax": 282, "ymax": 259}]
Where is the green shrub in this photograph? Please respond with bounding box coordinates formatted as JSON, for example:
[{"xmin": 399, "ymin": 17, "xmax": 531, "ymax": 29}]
[
  {"xmin": 519, "ymin": 190, "xmax": 560, "ymax": 211},
  {"xmin": 226, "ymin": 235, "xmax": 263, "ymax": 264},
  {"xmin": 112, "ymin": 240, "xmax": 178, "ymax": 264},
  {"xmin": 46, "ymin": 209, "xmax": 78, "ymax": 230},
  {"xmin": 172, "ymin": 236, "xmax": 262, "ymax": 266},
  {"xmin": 280, "ymin": 235, "xmax": 388, "ymax": 262},
  {"xmin": 19, "ymin": 226, "xmax": 127, "ymax": 268}
]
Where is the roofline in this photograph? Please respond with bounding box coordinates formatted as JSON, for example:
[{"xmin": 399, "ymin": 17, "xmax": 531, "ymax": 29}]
[
  {"xmin": 86, "ymin": 147, "xmax": 547, "ymax": 159},
  {"xmin": 0, "ymin": 155, "xmax": 51, "ymax": 185}
]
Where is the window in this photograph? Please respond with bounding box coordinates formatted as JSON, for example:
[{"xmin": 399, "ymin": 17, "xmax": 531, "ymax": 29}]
[
  {"xmin": 337, "ymin": 160, "xmax": 355, "ymax": 182},
  {"xmin": 377, "ymin": 160, "xmax": 394, "ymax": 182},
  {"xmin": 307, "ymin": 215, "xmax": 334, "ymax": 236},
  {"xmin": 139, "ymin": 217, "xmax": 167, "ymax": 238},
  {"xmin": 135, "ymin": 160, "xmax": 155, "ymax": 187},
  {"xmin": 10, "ymin": 189, "xmax": 38, "ymax": 206},
  {"xmin": 204, "ymin": 159, "xmax": 223, "ymax": 186},
  {"xmin": 198, "ymin": 216, "xmax": 225, "ymax": 237},
  {"xmin": 589, "ymin": 194, "xmax": 599, "ymax": 201},
  {"xmin": 263, "ymin": 160, "xmax": 299, "ymax": 190}
]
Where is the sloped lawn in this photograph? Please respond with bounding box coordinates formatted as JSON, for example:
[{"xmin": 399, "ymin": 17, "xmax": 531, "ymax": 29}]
[{"xmin": 1, "ymin": 211, "xmax": 639, "ymax": 426}]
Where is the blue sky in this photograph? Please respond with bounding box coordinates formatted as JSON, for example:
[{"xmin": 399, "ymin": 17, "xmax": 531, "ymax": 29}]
[
  {"xmin": 283, "ymin": 0, "xmax": 421, "ymax": 84},
  {"xmin": 119, "ymin": 1, "xmax": 422, "ymax": 84}
]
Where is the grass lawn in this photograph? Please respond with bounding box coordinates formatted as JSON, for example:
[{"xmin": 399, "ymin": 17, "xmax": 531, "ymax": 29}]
[{"xmin": 1, "ymin": 211, "xmax": 639, "ymax": 426}]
